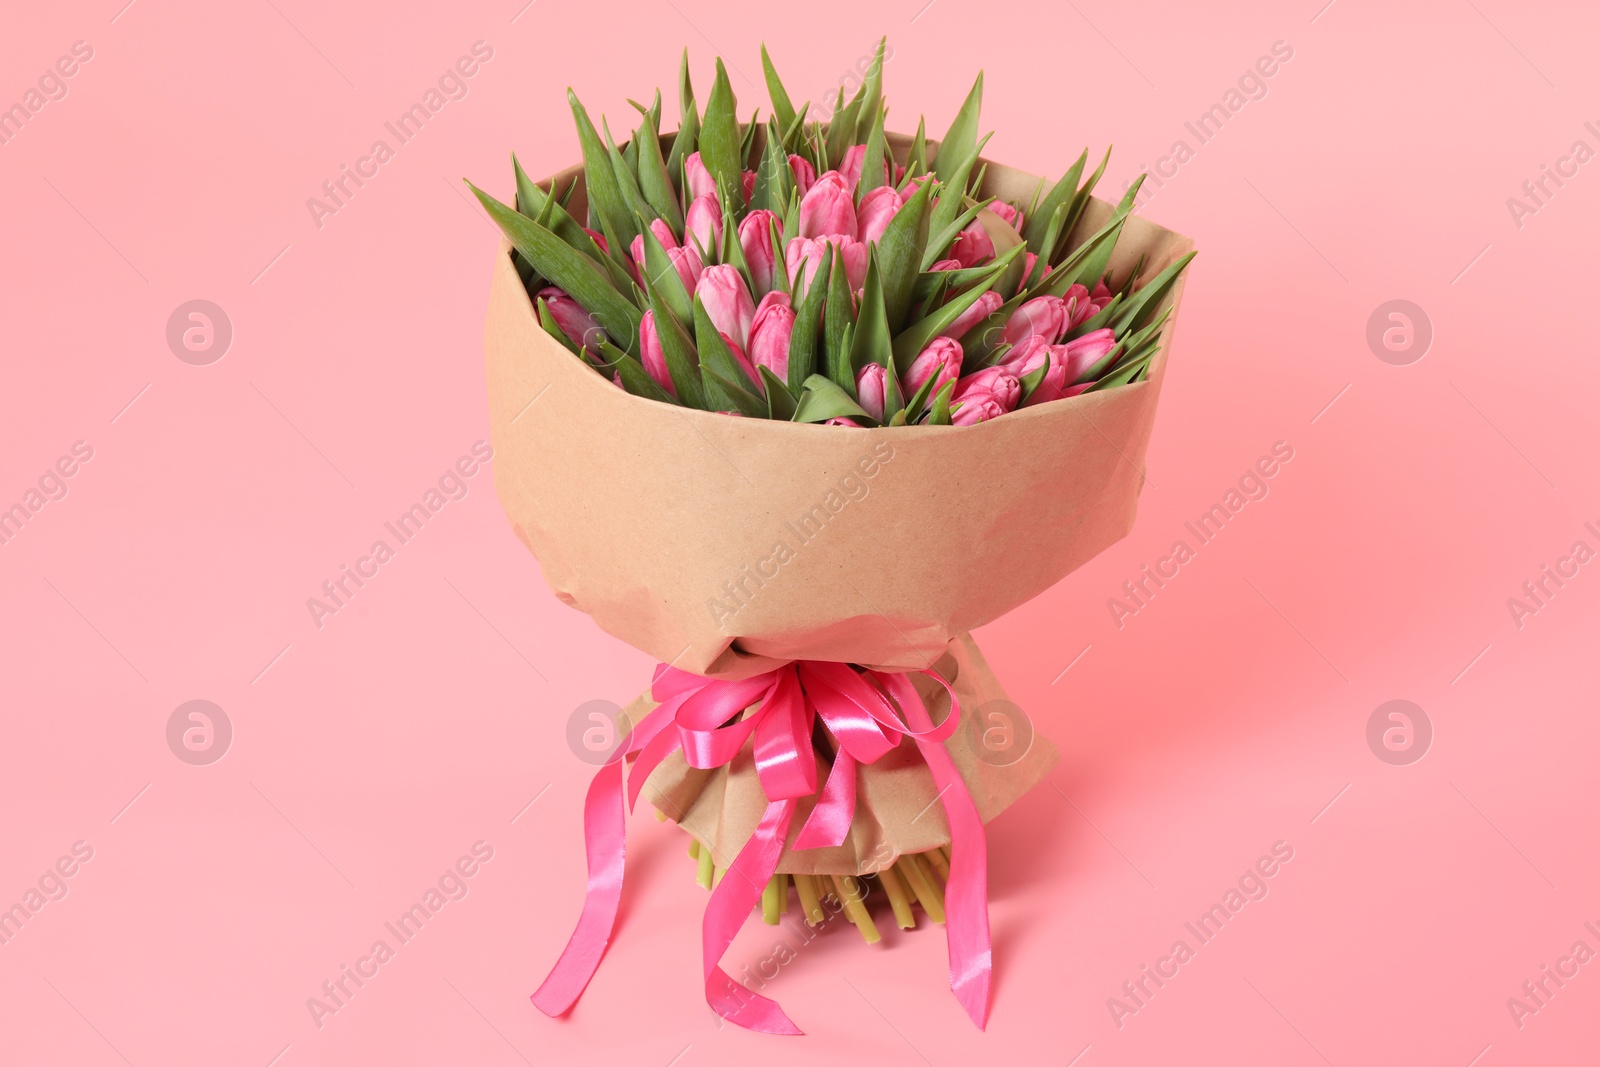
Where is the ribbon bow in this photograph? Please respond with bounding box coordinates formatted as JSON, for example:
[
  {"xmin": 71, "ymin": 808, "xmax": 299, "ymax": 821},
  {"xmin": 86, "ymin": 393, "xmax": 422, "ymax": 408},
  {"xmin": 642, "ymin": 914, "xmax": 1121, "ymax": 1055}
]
[{"xmin": 531, "ymin": 661, "xmax": 991, "ymax": 1034}]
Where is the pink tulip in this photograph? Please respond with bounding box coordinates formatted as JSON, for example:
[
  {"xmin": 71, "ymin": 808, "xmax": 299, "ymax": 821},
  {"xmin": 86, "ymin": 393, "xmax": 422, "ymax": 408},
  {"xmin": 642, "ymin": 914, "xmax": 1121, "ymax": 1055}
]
[
  {"xmin": 824, "ymin": 416, "xmax": 862, "ymax": 426},
  {"xmin": 856, "ymin": 364, "xmax": 887, "ymax": 422},
  {"xmin": 629, "ymin": 219, "xmax": 679, "ymax": 275},
  {"xmin": 953, "ymin": 366, "xmax": 1021, "ymax": 413},
  {"xmin": 840, "ymin": 145, "xmax": 867, "ymax": 191},
  {"xmin": 785, "ymin": 236, "xmax": 868, "ymax": 295},
  {"xmin": 1004, "ymin": 295, "xmax": 1070, "ymax": 345},
  {"xmin": 951, "ymin": 395, "xmax": 1004, "ymax": 426},
  {"xmin": 639, "ymin": 311, "xmax": 675, "ymax": 397},
  {"xmin": 788, "ymin": 154, "xmax": 816, "ymax": 197},
  {"xmin": 583, "ymin": 227, "xmax": 609, "ymax": 254},
  {"xmin": 742, "ymin": 170, "xmax": 757, "ymax": 202},
  {"xmin": 685, "ymin": 192, "xmax": 723, "ymax": 256},
  {"xmin": 1012, "ymin": 339, "xmax": 1068, "ymax": 406},
  {"xmin": 698, "ymin": 264, "xmax": 756, "ymax": 350},
  {"xmin": 738, "ymin": 210, "xmax": 781, "ymax": 296},
  {"xmin": 857, "ymin": 185, "xmax": 902, "ymax": 245},
  {"xmin": 684, "ymin": 151, "xmax": 716, "ymax": 200},
  {"xmin": 940, "ymin": 289, "xmax": 1004, "ymax": 341},
  {"xmin": 1059, "ymin": 328, "xmax": 1117, "ymax": 383},
  {"xmin": 1022, "ymin": 252, "xmax": 1052, "ymax": 283},
  {"xmin": 537, "ymin": 286, "xmax": 602, "ymax": 351},
  {"xmin": 988, "ymin": 202, "xmax": 1024, "ymax": 231},
  {"xmin": 1061, "ymin": 283, "xmax": 1095, "ymax": 329},
  {"xmin": 929, "ymin": 258, "xmax": 963, "ymax": 272},
  {"xmin": 749, "ymin": 291, "xmax": 794, "ymax": 380},
  {"xmin": 798, "ymin": 171, "xmax": 858, "ymax": 239},
  {"xmin": 1062, "ymin": 381, "xmax": 1094, "ymax": 398},
  {"xmin": 665, "ymin": 243, "xmax": 705, "ymax": 296},
  {"xmin": 839, "ymin": 144, "xmax": 892, "ymax": 192},
  {"xmin": 997, "ymin": 334, "xmax": 1051, "ymax": 370},
  {"xmin": 950, "ymin": 220, "xmax": 995, "ymax": 267},
  {"xmin": 902, "ymin": 337, "xmax": 964, "ymax": 396}
]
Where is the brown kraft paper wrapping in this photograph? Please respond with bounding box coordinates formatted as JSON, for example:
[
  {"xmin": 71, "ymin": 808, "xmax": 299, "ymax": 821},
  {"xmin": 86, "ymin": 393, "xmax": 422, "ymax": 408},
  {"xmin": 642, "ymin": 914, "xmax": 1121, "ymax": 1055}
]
[{"xmin": 483, "ymin": 133, "xmax": 1193, "ymax": 872}]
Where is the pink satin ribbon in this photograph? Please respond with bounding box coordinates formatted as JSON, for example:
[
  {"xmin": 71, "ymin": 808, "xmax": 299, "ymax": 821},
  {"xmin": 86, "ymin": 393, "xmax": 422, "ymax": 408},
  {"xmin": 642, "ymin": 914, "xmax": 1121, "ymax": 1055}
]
[{"xmin": 530, "ymin": 661, "xmax": 991, "ymax": 1034}]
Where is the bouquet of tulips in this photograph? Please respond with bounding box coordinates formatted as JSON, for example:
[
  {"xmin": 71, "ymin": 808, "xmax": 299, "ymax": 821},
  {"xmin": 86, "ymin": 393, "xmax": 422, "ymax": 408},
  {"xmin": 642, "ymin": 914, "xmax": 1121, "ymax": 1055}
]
[
  {"xmin": 470, "ymin": 40, "xmax": 1195, "ymax": 1035},
  {"xmin": 469, "ymin": 41, "xmax": 1192, "ymax": 429}
]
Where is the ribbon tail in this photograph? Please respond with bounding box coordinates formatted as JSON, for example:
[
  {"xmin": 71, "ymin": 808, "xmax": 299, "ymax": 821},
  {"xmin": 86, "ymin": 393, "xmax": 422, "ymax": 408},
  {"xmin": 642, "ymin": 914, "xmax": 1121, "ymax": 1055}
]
[
  {"xmin": 701, "ymin": 799, "xmax": 803, "ymax": 1035},
  {"xmin": 883, "ymin": 671, "xmax": 992, "ymax": 1030},
  {"xmin": 531, "ymin": 758, "xmax": 628, "ymax": 1018},
  {"xmin": 792, "ymin": 748, "xmax": 856, "ymax": 850}
]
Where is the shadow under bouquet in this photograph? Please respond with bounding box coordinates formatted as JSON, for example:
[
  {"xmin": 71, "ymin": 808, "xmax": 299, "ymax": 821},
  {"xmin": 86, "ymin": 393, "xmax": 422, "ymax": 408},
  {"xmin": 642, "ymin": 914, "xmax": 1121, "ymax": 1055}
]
[{"xmin": 468, "ymin": 39, "xmax": 1195, "ymax": 1034}]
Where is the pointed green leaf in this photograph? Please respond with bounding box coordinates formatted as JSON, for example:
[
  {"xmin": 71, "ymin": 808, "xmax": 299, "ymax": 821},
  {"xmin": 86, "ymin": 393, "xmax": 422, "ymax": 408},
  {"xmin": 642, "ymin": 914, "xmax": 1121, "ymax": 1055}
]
[
  {"xmin": 536, "ymin": 297, "xmax": 581, "ymax": 355},
  {"xmin": 848, "ymin": 249, "xmax": 892, "ymax": 375},
  {"xmin": 793, "ymin": 374, "xmax": 875, "ymax": 425},
  {"xmin": 904, "ymin": 116, "xmax": 928, "ymax": 181},
  {"xmin": 760, "ymin": 45, "xmax": 798, "ymax": 143},
  {"xmin": 470, "ymin": 181, "xmax": 641, "ymax": 354},
  {"xmin": 1109, "ymin": 251, "xmax": 1196, "ymax": 334},
  {"xmin": 877, "ymin": 176, "xmax": 934, "ymax": 330},
  {"xmin": 760, "ymin": 366, "xmax": 796, "ymax": 420},
  {"xmin": 927, "ymin": 379, "xmax": 956, "ymax": 425},
  {"xmin": 513, "ymin": 154, "xmax": 596, "ymax": 254},
  {"xmin": 787, "ymin": 244, "xmax": 830, "ymax": 391},
  {"xmin": 635, "ymin": 118, "xmax": 684, "ymax": 231},
  {"xmin": 603, "ymin": 341, "xmax": 682, "ymax": 404},
  {"xmin": 1021, "ymin": 150, "xmax": 1086, "ymax": 255},
  {"xmin": 1059, "ymin": 147, "xmax": 1112, "ymax": 257},
  {"xmin": 933, "ymin": 72, "xmax": 983, "ymax": 180},
  {"xmin": 568, "ymin": 90, "xmax": 638, "ymax": 251},
  {"xmin": 699, "ymin": 59, "xmax": 744, "ymax": 215},
  {"xmin": 694, "ymin": 293, "xmax": 761, "ymax": 394},
  {"xmin": 856, "ymin": 102, "xmax": 888, "ymax": 203},
  {"xmin": 824, "ymin": 249, "xmax": 854, "ymax": 392},
  {"xmin": 642, "ymin": 282, "xmax": 708, "ymax": 407}
]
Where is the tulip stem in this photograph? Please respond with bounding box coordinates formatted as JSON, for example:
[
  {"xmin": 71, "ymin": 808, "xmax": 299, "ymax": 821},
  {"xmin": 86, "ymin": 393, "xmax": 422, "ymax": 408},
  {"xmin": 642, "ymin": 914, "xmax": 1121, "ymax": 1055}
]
[
  {"xmin": 688, "ymin": 837, "xmax": 700, "ymax": 860},
  {"xmin": 899, "ymin": 853, "xmax": 945, "ymax": 924},
  {"xmin": 696, "ymin": 843, "xmax": 715, "ymax": 889},
  {"xmin": 924, "ymin": 846, "xmax": 951, "ymax": 881},
  {"xmin": 877, "ymin": 866, "xmax": 916, "ymax": 929},
  {"xmin": 761, "ymin": 874, "xmax": 785, "ymax": 924},
  {"xmin": 831, "ymin": 875, "xmax": 881, "ymax": 944},
  {"xmin": 795, "ymin": 873, "xmax": 825, "ymax": 925}
]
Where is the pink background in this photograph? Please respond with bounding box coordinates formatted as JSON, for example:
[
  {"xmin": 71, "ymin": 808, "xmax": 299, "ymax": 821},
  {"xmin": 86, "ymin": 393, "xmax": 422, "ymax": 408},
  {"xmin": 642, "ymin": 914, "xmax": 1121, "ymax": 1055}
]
[{"xmin": 3, "ymin": 0, "xmax": 1597, "ymax": 1064}]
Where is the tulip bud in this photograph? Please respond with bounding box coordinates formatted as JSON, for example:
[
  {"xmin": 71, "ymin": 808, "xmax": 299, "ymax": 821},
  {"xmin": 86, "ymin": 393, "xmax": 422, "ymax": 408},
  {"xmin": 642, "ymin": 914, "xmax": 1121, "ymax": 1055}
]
[
  {"xmin": 839, "ymin": 143, "xmax": 891, "ymax": 192},
  {"xmin": 698, "ymin": 264, "xmax": 756, "ymax": 350},
  {"xmin": 1061, "ymin": 283, "xmax": 1095, "ymax": 329},
  {"xmin": 824, "ymin": 416, "xmax": 862, "ymax": 427},
  {"xmin": 902, "ymin": 337, "xmax": 963, "ymax": 396},
  {"xmin": 997, "ymin": 334, "xmax": 1051, "ymax": 370},
  {"xmin": 537, "ymin": 286, "xmax": 603, "ymax": 351},
  {"xmin": 953, "ymin": 366, "xmax": 1021, "ymax": 413},
  {"xmin": 1004, "ymin": 295, "xmax": 1070, "ymax": 345},
  {"xmin": 988, "ymin": 202, "xmax": 1024, "ymax": 231},
  {"xmin": 928, "ymin": 258, "xmax": 963, "ymax": 272},
  {"xmin": 742, "ymin": 170, "xmax": 757, "ymax": 202},
  {"xmin": 630, "ymin": 219, "xmax": 680, "ymax": 278},
  {"xmin": 951, "ymin": 395, "xmax": 1004, "ymax": 426},
  {"xmin": 685, "ymin": 192, "xmax": 723, "ymax": 257},
  {"xmin": 856, "ymin": 185, "xmax": 902, "ymax": 244},
  {"xmin": 940, "ymin": 289, "xmax": 1004, "ymax": 341},
  {"xmin": 855, "ymin": 364, "xmax": 888, "ymax": 422},
  {"xmin": 1014, "ymin": 340, "xmax": 1068, "ymax": 407},
  {"xmin": 738, "ymin": 209, "xmax": 781, "ymax": 296},
  {"xmin": 724, "ymin": 334, "xmax": 760, "ymax": 389},
  {"xmin": 788, "ymin": 154, "xmax": 816, "ymax": 197},
  {"xmin": 583, "ymin": 227, "xmax": 610, "ymax": 254},
  {"xmin": 665, "ymin": 243, "xmax": 705, "ymax": 296},
  {"xmin": 898, "ymin": 173, "xmax": 932, "ymax": 206},
  {"xmin": 684, "ymin": 151, "xmax": 716, "ymax": 201},
  {"xmin": 1022, "ymin": 252, "xmax": 1052, "ymax": 283},
  {"xmin": 749, "ymin": 291, "xmax": 795, "ymax": 381},
  {"xmin": 639, "ymin": 310, "xmax": 675, "ymax": 396},
  {"xmin": 949, "ymin": 220, "xmax": 995, "ymax": 268},
  {"xmin": 785, "ymin": 236, "xmax": 868, "ymax": 296},
  {"xmin": 1059, "ymin": 328, "xmax": 1117, "ymax": 383},
  {"xmin": 798, "ymin": 171, "xmax": 858, "ymax": 239}
]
